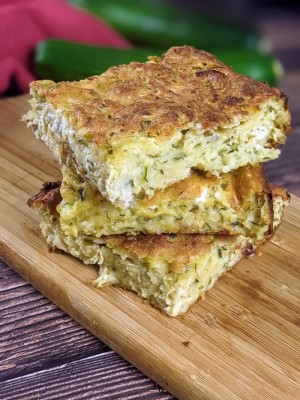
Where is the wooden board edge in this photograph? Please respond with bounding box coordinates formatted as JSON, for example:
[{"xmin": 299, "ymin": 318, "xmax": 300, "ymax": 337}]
[{"xmin": 0, "ymin": 237, "xmax": 209, "ymax": 400}]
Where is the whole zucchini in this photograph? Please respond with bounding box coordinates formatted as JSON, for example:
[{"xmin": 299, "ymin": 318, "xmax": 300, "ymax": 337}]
[
  {"xmin": 69, "ymin": 0, "xmax": 265, "ymax": 51},
  {"xmin": 35, "ymin": 40, "xmax": 282, "ymax": 86},
  {"xmin": 35, "ymin": 40, "xmax": 164, "ymax": 82}
]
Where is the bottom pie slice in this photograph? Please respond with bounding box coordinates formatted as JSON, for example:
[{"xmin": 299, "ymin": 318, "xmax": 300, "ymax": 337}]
[{"xmin": 28, "ymin": 183, "xmax": 289, "ymax": 316}]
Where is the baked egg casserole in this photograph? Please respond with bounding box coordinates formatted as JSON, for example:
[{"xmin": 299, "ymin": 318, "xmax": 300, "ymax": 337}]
[
  {"xmin": 24, "ymin": 46, "xmax": 291, "ymax": 206},
  {"xmin": 28, "ymin": 183, "xmax": 289, "ymax": 316},
  {"xmin": 59, "ymin": 165, "xmax": 275, "ymax": 242}
]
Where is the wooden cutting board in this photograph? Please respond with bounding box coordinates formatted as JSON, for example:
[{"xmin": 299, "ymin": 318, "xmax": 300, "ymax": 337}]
[{"xmin": 1, "ymin": 96, "xmax": 299, "ymax": 400}]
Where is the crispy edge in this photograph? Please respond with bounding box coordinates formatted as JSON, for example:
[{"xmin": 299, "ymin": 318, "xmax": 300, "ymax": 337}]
[
  {"xmin": 232, "ymin": 165, "xmax": 274, "ymax": 238},
  {"xmin": 104, "ymin": 233, "xmax": 252, "ymax": 273},
  {"xmin": 28, "ymin": 182, "xmax": 62, "ymax": 214},
  {"xmin": 268, "ymin": 184, "xmax": 291, "ymax": 202}
]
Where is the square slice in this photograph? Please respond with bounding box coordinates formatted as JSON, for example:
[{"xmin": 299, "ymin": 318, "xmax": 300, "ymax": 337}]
[
  {"xmin": 28, "ymin": 183, "xmax": 289, "ymax": 316},
  {"xmin": 24, "ymin": 46, "xmax": 291, "ymax": 206},
  {"xmin": 59, "ymin": 165, "xmax": 275, "ymax": 242}
]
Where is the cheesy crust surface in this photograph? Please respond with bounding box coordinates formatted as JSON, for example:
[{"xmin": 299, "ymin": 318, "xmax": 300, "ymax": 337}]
[{"xmin": 24, "ymin": 46, "xmax": 291, "ymax": 205}]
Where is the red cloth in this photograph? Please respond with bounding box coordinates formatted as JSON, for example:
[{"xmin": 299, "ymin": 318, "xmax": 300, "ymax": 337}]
[{"xmin": 0, "ymin": 0, "xmax": 130, "ymax": 93}]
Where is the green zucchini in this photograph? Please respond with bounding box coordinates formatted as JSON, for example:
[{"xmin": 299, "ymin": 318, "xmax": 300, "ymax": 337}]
[
  {"xmin": 35, "ymin": 40, "xmax": 163, "ymax": 82},
  {"xmin": 35, "ymin": 39, "xmax": 282, "ymax": 86},
  {"xmin": 69, "ymin": 0, "xmax": 265, "ymax": 51}
]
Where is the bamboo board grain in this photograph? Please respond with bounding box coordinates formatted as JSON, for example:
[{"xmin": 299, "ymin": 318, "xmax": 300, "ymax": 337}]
[{"xmin": 0, "ymin": 96, "xmax": 299, "ymax": 400}]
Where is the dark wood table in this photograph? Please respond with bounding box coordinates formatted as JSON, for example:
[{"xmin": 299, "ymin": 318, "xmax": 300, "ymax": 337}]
[{"xmin": 1, "ymin": 5, "xmax": 300, "ymax": 399}]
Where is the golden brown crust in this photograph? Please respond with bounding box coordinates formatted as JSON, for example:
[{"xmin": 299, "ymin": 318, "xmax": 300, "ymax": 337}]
[
  {"xmin": 107, "ymin": 233, "xmax": 248, "ymax": 273},
  {"xmin": 107, "ymin": 234, "xmax": 254, "ymax": 272},
  {"xmin": 140, "ymin": 170, "xmax": 227, "ymax": 205},
  {"xmin": 105, "ymin": 234, "xmax": 222, "ymax": 273},
  {"xmin": 30, "ymin": 46, "xmax": 291, "ymax": 146},
  {"xmin": 264, "ymin": 185, "xmax": 290, "ymax": 242},
  {"xmin": 268, "ymin": 184, "xmax": 291, "ymax": 202},
  {"xmin": 232, "ymin": 166, "xmax": 274, "ymax": 237},
  {"xmin": 140, "ymin": 165, "xmax": 267, "ymax": 208},
  {"xmin": 28, "ymin": 183, "xmax": 62, "ymax": 213},
  {"xmin": 231, "ymin": 165, "xmax": 269, "ymax": 201}
]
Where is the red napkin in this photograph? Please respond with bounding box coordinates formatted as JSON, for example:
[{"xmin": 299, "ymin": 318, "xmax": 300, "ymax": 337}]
[{"xmin": 0, "ymin": 0, "xmax": 130, "ymax": 94}]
